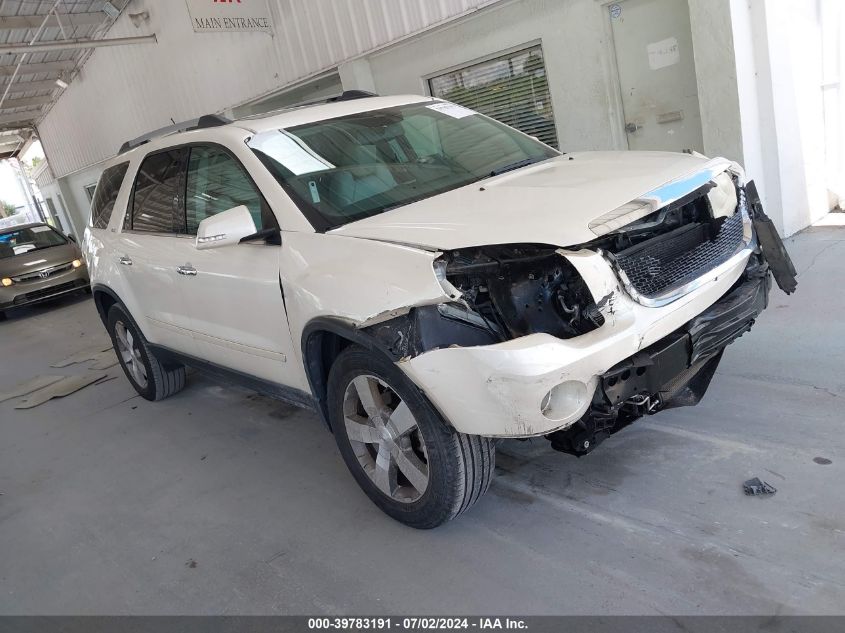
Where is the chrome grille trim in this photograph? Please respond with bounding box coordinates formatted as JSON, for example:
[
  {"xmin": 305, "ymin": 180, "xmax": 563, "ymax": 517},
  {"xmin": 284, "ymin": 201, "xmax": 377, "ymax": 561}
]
[{"xmin": 606, "ymin": 191, "xmax": 754, "ymax": 308}]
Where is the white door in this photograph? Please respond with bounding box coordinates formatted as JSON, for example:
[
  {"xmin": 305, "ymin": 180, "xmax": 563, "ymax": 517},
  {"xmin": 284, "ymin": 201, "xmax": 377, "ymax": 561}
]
[
  {"xmin": 116, "ymin": 233, "xmax": 198, "ymax": 354},
  {"xmin": 608, "ymin": 0, "xmax": 704, "ymax": 152},
  {"xmin": 177, "ymin": 145, "xmax": 296, "ymax": 386},
  {"xmin": 118, "ymin": 148, "xmax": 198, "ymax": 355}
]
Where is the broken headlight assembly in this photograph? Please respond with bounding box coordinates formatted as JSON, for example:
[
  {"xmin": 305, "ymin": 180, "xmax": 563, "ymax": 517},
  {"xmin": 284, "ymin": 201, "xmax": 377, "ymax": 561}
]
[{"xmin": 433, "ymin": 244, "xmax": 605, "ymax": 342}]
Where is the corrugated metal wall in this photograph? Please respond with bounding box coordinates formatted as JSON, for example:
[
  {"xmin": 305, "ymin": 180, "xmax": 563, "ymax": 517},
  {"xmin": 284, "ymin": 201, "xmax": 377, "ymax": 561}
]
[{"xmin": 38, "ymin": 0, "xmax": 494, "ymax": 178}]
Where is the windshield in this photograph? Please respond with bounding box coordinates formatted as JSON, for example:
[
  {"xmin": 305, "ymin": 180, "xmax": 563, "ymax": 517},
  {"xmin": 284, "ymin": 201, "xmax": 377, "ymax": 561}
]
[
  {"xmin": 248, "ymin": 101, "xmax": 559, "ymax": 230},
  {"xmin": 0, "ymin": 225, "xmax": 67, "ymax": 259}
]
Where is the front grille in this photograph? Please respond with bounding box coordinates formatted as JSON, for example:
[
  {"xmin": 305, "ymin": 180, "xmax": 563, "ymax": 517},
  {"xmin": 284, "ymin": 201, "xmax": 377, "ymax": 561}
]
[
  {"xmin": 13, "ymin": 280, "xmax": 86, "ymax": 305},
  {"xmin": 12, "ymin": 262, "xmax": 74, "ymax": 282},
  {"xmin": 613, "ymin": 209, "xmax": 747, "ymax": 299}
]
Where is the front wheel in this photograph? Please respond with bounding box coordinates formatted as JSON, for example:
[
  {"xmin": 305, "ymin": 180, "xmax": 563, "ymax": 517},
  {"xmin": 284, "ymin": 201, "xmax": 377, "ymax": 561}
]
[
  {"xmin": 107, "ymin": 304, "xmax": 186, "ymax": 401},
  {"xmin": 327, "ymin": 345, "xmax": 495, "ymax": 529}
]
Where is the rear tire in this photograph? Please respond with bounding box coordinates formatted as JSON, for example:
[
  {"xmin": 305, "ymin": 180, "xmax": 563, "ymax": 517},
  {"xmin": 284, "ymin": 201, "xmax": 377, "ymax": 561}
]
[
  {"xmin": 327, "ymin": 345, "xmax": 495, "ymax": 528},
  {"xmin": 0, "ymin": 310, "xmax": 6, "ymax": 321},
  {"xmin": 107, "ymin": 304, "xmax": 186, "ymax": 401}
]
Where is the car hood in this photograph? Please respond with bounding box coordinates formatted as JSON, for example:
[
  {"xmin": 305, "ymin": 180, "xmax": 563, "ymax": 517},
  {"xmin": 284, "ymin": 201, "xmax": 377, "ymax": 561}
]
[
  {"xmin": 0, "ymin": 242, "xmax": 79, "ymax": 278},
  {"xmin": 329, "ymin": 151, "xmax": 734, "ymax": 250}
]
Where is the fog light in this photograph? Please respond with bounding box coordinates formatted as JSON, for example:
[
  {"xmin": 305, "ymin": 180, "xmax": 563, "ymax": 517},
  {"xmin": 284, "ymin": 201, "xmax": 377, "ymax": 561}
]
[
  {"xmin": 541, "ymin": 381, "xmax": 588, "ymax": 421},
  {"xmin": 72, "ymin": 259, "xmax": 82, "ymax": 268},
  {"xmin": 1, "ymin": 277, "xmax": 12, "ymax": 287}
]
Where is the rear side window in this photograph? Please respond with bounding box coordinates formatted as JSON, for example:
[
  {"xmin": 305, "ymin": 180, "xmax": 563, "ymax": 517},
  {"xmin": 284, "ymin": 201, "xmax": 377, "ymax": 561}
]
[
  {"xmin": 130, "ymin": 149, "xmax": 188, "ymax": 232},
  {"xmin": 91, "ymin": 162, "xmax": 129, "ymax": 229}
]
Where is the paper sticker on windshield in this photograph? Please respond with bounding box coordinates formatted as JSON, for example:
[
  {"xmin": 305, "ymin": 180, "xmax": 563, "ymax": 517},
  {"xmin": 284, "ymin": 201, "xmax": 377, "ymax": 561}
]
[
  {"xmin": 426, "ymin": 102, "xmax": 476, "ymax": 119},
  {"xmin": 31, "ymin": 226, "xmax": 52, "ymax": 233}
]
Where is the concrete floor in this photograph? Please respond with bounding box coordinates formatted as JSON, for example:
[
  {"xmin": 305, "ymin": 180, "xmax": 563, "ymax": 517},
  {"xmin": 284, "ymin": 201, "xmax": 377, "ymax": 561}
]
[{"xmin": 0, "ymin": 225, "xmax": 843, "ymax": 615}]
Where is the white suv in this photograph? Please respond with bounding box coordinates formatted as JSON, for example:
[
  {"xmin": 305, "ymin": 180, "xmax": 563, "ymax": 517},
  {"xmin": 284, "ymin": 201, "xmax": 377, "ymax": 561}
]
[{"xmin": 84, "ymin": 93, "xmax": 796, "ymax": 528}]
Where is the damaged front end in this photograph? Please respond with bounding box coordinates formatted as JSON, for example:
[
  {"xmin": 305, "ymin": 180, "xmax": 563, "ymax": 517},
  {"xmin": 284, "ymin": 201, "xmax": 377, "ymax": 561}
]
[
  {"xmin": 545, "ymin": 178, "xmax": 796, "ymax": 457},
  {"xmin": 547, "ymin": 257, "xmax": 771, "ymax": 456},
  {"xmin": 363, "ymin": 173, "xmax": 796, "ymax": 453}
]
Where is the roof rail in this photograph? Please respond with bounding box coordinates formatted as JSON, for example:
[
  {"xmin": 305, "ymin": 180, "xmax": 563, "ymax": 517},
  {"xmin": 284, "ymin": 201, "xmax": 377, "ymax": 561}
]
[
  {"xmin": 325, "ymin": 90, "xmax": 378, "ymax": 102},
  {"xmin": 117, "ymin": 113, "xmax": 231, "ymax": 154},
  {"xmin": 237, "ymin": 90, "xmax": 383, "ymax": 122}
]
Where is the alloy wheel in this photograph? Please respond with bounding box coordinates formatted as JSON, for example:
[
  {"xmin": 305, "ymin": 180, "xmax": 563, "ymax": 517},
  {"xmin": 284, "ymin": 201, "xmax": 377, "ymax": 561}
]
[
  {"xmin": 114, "ymin": 320, "xmax": 148, "ymax": 389},
  {"xmin": 342, "ymin": 374, "xmax": 429, "ymax": 503}
]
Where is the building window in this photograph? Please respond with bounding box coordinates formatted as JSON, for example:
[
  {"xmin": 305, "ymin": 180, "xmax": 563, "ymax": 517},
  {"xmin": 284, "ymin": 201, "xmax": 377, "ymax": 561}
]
[
  {"xmin": 429, "ymin": 45, "xmax": 559, "ymax": 149},
  {"xmin": 84, "ymin": 183, "xmax": 97, "ymax": 203}
]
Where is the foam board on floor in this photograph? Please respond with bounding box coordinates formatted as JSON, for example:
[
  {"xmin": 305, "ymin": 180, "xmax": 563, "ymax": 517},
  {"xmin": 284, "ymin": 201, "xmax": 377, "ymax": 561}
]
[
  {"xmin": 51, "ymin": 343, "xmax": 114, "ymax": 368},
  {"xmin": 88, "ymin": 350, "xmax": 119, "ymax": 370},
  {"xmin": 0, "ymin": 375, "xmax": 66, "ymax": 404},
  {"xmin": 14, "ymin": 373, "xmax": 108, "ymax": 409}
]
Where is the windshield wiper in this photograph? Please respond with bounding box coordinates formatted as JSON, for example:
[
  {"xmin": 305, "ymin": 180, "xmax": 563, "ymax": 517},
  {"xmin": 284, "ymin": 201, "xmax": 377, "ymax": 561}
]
[{"xmin": 489, "ymin": 156, "xmax": 546, "ymax": 177}]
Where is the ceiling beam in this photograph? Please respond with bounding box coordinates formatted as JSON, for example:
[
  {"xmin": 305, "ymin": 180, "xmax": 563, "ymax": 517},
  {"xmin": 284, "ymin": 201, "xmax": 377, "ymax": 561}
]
[
  {"xmin": 0, "ymin": 110, "xmax": 42, "ymax": 125},
  {"xmin": 0, "ymin": 60, "xmax": 76, "ymax": 77},
  {"xmin": 0, "ymin": 94, "xmax": 52, "ymax": 109},
  {"xmin": 0, "ymin": 79, "xmax": 60, "ymax": 93},
  {"xmin": 0, "ymin": 12, "xmax": 105, "ymax": 31},
  {"xmin": 0, "ymin": 34, "xmax": 156, "ymax": 55}
]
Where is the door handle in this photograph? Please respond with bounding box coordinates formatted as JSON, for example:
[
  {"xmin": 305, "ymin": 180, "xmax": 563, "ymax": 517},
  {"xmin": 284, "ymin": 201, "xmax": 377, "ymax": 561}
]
[
  {"xmin": 625, "ymin": 122, "xmax": 641, "ymax": 133},
  {"xmin": 176, "ymin": 264, "xmax": 197, "ymax": 276},
  {"xmin": 119, "ymin": 256, "xmax": 132, "ymax": 266}
]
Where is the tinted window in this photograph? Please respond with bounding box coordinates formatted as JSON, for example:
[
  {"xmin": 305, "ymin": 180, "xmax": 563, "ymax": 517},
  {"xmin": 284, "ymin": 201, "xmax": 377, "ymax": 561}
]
[
  {"xmin": 131, "ymin": 149, "xmax": 188, "ymax": 232},
  {"xmin": 185, "ymin": 146, "xmax": 267, "ymax": 234},
  {"xmin": 0, "ymin": 225, "xmax": 67, "ymax": 259},
  {"xmin": 248, "ymin": 101, "xmax": 557, "ymax": 230},
  {"xmin": 91, "ymin": 162, "xmax": 129, "ymax": 229}
]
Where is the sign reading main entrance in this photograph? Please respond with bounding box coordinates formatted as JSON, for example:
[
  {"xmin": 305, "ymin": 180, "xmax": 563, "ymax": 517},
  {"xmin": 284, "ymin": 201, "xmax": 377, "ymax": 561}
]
[{"xmin": 185, "ymin": 0, "xmax": 273, "ymax": 33}]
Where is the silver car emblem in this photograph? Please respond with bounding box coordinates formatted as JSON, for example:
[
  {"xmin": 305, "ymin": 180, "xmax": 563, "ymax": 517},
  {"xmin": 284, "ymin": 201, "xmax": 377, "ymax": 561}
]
[{"xmin": 39, "ymin": 271, "xmax": 49, "ymax": 279}]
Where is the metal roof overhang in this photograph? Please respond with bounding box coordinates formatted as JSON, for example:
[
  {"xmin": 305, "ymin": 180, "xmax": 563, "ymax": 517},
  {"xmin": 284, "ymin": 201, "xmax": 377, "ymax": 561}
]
[{"xmin": 0, "ymin": 0, "xmax": 157, "ymax": 158}]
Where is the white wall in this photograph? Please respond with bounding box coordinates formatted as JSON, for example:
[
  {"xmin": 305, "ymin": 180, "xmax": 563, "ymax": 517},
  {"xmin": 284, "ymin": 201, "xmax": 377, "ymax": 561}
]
[
  {"xmin": 361, "ymin": 0, "xmax": 760, "ymax": 165},
  {"xmin": 730, "ymin": 0, "xmax": 833, "ymax": 236},
  {"xmin": 821, "ymin": 0, "xmax": 844, "ymax": 207},
  {"xmin": 364, "ymin": 0, "xmax": 622, "ymax": 153},
  {"xmin": 36, "ymin": 0, "xmax": 837, "ymax": 239},
  {"xmin": 37, "ymin": 0, "xmax": 496, "ymax": 180},
  {"xmin": 688, "ymin": 0, "xmax": 744, "ymax": 164}
]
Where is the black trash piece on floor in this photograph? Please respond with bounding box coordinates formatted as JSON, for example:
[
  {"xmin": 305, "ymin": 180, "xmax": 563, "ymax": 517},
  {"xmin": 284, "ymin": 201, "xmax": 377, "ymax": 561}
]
[{"xmin": 743, "ymin": 477, "xmax": 777, "ymax": 496}]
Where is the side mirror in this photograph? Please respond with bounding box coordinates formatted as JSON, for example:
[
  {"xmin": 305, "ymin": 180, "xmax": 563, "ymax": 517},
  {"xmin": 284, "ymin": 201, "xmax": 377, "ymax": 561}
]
[{"xmin": 195, "ymin": 205, "xmax": 257, "ymax": 250}]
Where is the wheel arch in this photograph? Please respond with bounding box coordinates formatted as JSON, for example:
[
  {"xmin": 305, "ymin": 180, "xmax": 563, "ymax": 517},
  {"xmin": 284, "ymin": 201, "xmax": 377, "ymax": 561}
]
[
  {"xmin": 301, "ymin": 316, "xmax": 398, "ymax": 430},
  {"xmin": 92, "ymin": 284, "xmax": 122, "ymax": 327},
  {"xmin": 92, "ymin": 284, "xmax": 151, "ymax": 344}
]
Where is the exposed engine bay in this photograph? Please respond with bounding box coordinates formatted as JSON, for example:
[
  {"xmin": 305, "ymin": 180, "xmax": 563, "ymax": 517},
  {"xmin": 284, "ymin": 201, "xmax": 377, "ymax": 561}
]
[
  {"xmin": 438, "ymin": 244, "xmax": 606, "ymax": 342},
  {"xmin": 364, "ymin": 177, "xmax": 796, "ymax": 456}
]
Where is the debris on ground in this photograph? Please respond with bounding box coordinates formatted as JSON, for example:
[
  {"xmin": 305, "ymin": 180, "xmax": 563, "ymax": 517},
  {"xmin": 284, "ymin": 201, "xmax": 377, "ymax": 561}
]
[
  {"xmin": 51, "ymin": 343, "xmax": 114, "ymax": 368},
  {"xmin": 0, "ymin": 375, "xmax": 65, "ymax": 403},
  {"xmin": 743, "ymin": 477, "xmax": 777, "ymax": 496},
  {"xmin": 88, "ymin": 350, "xmax": 119, "ymax": 370},
  {"xmin": 14, "ymin": 373, "xmax": 108, "ymax": 409},
  {"xmin": 813, "ymin": 457, "xmax": 833, "ymax": 465}
]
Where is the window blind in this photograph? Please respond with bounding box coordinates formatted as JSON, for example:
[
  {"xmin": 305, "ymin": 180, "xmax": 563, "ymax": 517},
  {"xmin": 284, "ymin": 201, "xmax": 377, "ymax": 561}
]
[{"xmin": 429, "ymin": 45, "xmax": 559, "ymax": 149}]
